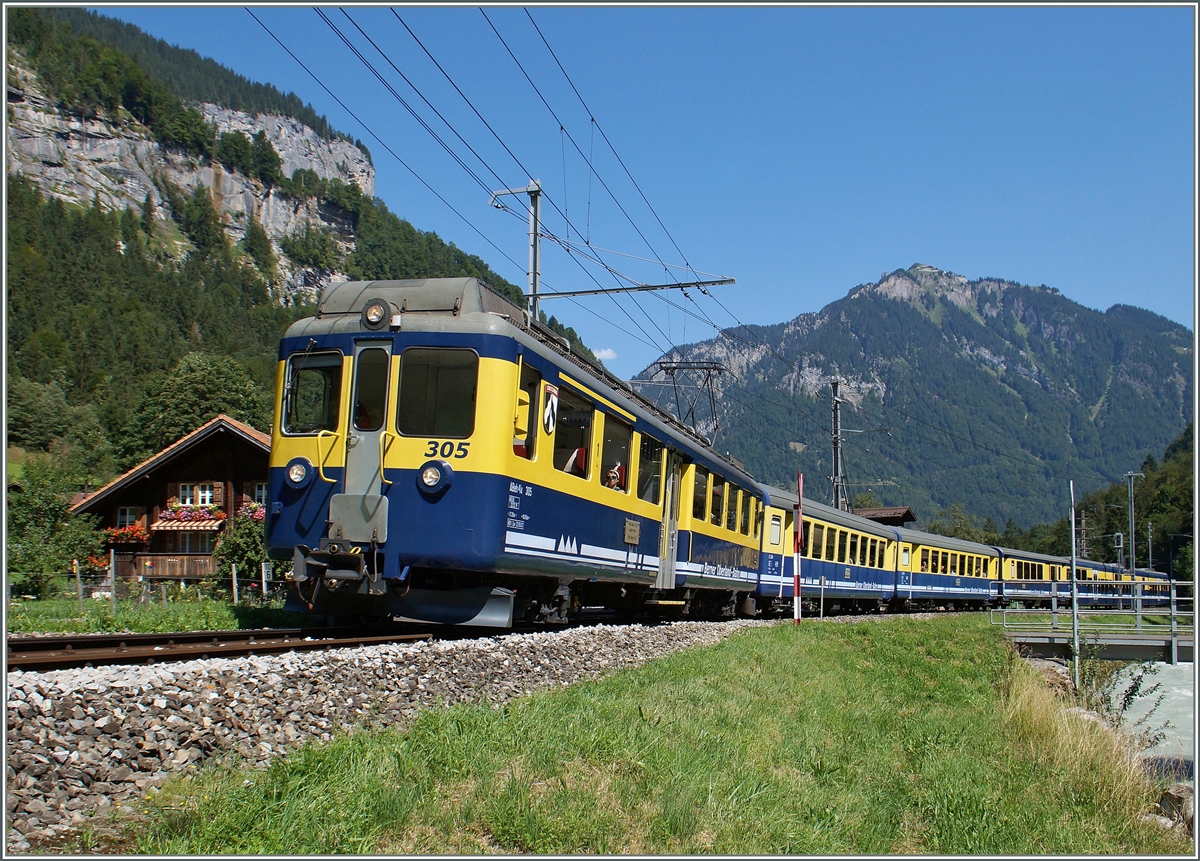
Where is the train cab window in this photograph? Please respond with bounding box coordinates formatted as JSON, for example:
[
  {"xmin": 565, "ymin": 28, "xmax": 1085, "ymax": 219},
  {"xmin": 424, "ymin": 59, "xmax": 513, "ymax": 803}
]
[
  {"xmin": 825, "ymin": 527, "xmax": 836, "ymax": 561},
  {"xmin": 397, "ymin": 348, "xmax": 478, "ymax": 437},
  {"xmin": 848, "ymin": 534, "xmax": 859, "ymax": 565},
  {"xmin": 283, "ymin": 350, "xmax": 343, "ymax": 434},
  {"xmin": 553, "ymin": 388, "xmax": 593, "ymax": 478},
  {"xmin": 351, "ymin": 348, "xmax": 389, "ymax": 432},
  {"xmin": 920, "ymin": 548, "xmax": 930, "ymax": 572},
  {"xmin": 811, "ymin": 524, "xmax": 824, "ymax": 559},
  {"xmin": 600, "ymin": 416, "xmax": 632, "ymax": 491},
  {"xmin": 692, "ymin": 466, "xmax": 709, "ymax": 519},
  {"xmin": 710, "ymin": 476, "xmax": 725, "ymax": 526},
  {"xmin": 740, "ymin": 492, "xmax": 752, "ymax": 535},
  {"xmin": 513, "ymin": 361, "xmax": 540, "ymax": 459},
  {"xmin": 637, "ymin": 435, "xmax": 663, "ymax": 503},
  {"xmin": 837, "ymin": 531, "xmax": 848, "ymax": 563},
  {"xmin": 770, "ymin": 515, "xmax": 782, "ymax": 546},
  {"xmin": 726, "ymin": 484, "xmax": 740, "ymax": 531}
]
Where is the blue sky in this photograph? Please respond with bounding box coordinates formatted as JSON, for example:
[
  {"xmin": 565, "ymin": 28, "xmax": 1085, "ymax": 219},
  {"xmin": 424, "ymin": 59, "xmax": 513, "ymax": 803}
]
[{"xmin": 92, "ymin": 4, "xmax": 1195, "ymax": 379}]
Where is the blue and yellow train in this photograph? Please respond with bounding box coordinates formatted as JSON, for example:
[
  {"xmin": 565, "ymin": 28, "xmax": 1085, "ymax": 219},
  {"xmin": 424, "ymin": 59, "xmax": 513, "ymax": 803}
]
[{"xmin": 265, "ymin": 277, "xmax": 1169, "ymax": 627}]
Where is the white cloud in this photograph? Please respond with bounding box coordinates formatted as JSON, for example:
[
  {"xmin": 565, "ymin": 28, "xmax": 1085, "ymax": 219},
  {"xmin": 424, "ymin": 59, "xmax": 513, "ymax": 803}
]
[{"xmin": 594, "ymin": 348, "xmax": 617, "ymax": 361}]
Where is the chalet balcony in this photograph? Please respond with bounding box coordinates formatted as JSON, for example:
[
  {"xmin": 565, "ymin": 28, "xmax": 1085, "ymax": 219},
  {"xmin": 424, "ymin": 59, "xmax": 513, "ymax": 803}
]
[{"xmin": 111, "ymin": 552, "xmax": 217, "ymax": 581}]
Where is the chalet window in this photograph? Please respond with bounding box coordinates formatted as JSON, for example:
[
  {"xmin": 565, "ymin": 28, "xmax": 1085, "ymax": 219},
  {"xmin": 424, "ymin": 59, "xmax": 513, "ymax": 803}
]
[
  {"xmin": 179, "ymin": 483, "xmax": 214, "ymax": 506},
  {"xmin": 116, "ymin": 507, "xmax": 139, "ymax": 528},
  {"xmin": 179, "ymin": 532, "xmax": 214, "ymax": 554},
  {"xmin": 253, "ymin": 482, "xmax": 268, "ymax": 505}
]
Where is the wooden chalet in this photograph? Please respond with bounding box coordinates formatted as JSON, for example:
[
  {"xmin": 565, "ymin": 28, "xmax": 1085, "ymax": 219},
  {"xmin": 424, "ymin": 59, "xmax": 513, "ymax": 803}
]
[
  {"xmin": 854, "ymin": 506, "xmax": 918, "ymax": 528},
  {"xmin": 70, "ymin": 414, "xmax": 270, "ymax": 580}
]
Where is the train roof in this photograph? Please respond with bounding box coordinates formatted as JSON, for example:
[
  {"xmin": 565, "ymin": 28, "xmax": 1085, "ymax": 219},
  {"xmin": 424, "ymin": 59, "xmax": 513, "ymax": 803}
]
[
  {"xmin": 282, "ymin": 277, "xmax": 762, "ymax": 491},
  {"xmin": 761, "ymin": 485, "xmax": 897, "ymax": 539},
  {"xmin": 894, "ymin": 526, "xmax": 1000, "ymax": 556}
]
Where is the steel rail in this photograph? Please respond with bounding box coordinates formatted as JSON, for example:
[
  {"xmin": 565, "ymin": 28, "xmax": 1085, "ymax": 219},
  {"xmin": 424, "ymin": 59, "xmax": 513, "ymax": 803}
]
[{"xmin": 5, "ymin": 626, "xmax": 453, "ymax": 672}]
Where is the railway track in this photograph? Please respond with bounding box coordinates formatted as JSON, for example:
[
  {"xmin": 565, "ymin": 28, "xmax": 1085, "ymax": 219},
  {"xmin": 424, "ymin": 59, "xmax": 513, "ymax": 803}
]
[{"xmin": 5, "ymin": 625, "xmax": 453, "ymax": 672}]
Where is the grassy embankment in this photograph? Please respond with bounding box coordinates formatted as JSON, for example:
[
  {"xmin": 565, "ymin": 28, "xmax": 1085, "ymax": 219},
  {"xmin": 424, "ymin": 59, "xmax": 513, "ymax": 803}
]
[
  {"xmin": 5, "ymin": 594, "xmax": 307, "ymax": 634},
  {"xmin": 93, "ymin": 614, "xmax": 1187, "ymax": 855}
]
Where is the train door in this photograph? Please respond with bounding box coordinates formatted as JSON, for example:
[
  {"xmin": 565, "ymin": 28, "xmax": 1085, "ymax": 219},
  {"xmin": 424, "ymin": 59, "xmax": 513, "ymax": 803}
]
[
  {"xmin": 329, "ymin": 341, "xmax": 392, "ymax": 543},
  {"xmin": 655, "ymin": 451, "xmax": 684, "ymax": 590}
]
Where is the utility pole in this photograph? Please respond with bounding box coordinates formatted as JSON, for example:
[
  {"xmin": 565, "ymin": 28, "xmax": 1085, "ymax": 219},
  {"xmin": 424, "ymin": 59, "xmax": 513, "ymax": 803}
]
[
  {"xmin": 1125, "ymin": 471, "xmax": 1144, "ymax": 574},
  {"xmin": 830, "ymin": 379, "xmax": 848, "ymax": 511},
  {"xmin": 489, "ymin": 180, "xmax": 542, "ymax": 320},
  {"xmin": 1147, "ymin": 521, "xmax": 1153, "ymax": 571}
]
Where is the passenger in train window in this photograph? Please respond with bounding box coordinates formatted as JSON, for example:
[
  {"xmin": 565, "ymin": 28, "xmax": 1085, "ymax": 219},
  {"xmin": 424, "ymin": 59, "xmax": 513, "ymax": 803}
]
[{"xmin": 921, "ymin": 548, "xmax": 930, "ymax": 572}]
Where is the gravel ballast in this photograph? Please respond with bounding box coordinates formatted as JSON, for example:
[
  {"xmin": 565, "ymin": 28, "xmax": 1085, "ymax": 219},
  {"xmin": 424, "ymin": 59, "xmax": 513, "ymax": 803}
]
[{"xmin": 5, "ymin": 619, "xmax": 770, "ymax": 853}]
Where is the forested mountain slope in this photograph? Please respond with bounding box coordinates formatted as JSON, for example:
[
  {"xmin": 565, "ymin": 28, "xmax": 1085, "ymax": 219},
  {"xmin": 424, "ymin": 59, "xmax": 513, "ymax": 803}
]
[
  {"xmin": 638, "ymin": 264, "xmax": 1193, "ymax": 527},
  {"xmin": 6, "ymin": 9, "xmax": 597, "ymax": 483}
]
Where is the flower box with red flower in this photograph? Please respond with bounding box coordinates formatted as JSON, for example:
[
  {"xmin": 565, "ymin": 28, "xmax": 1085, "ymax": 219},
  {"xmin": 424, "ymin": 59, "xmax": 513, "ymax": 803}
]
[{"xmin": 104, "ymin": 524, "xmax": 150, "ymax": 544}]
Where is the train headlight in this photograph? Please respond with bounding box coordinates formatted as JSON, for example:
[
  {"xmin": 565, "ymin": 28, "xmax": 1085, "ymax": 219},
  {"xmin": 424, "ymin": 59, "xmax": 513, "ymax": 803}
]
[
  {"xmin": 361, "ymin": 298, "xmax": 390, "ymax": 330},
  {"xmin": 285, "ymin": 457, "xmax": 313, "ymax": 489},
  {"xmin": 416, "ymin": 459, "xmax": 454, "ymax": 495}
]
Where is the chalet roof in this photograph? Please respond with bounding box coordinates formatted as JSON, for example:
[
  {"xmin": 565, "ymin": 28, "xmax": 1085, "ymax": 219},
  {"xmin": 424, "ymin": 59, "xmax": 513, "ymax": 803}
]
[
  {"xmin": 855, "ymin": 506, "xmax": 918, "ymax": 526},
  {"xmin": 70, "ymin": 414, "xmax": 270, "ymax": 515}
]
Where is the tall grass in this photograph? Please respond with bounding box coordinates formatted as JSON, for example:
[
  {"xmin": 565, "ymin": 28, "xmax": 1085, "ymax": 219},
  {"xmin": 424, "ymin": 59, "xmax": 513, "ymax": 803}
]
[{"xmin": 115, "ymin": 615, "xmax": 1187, "ymax": 855}]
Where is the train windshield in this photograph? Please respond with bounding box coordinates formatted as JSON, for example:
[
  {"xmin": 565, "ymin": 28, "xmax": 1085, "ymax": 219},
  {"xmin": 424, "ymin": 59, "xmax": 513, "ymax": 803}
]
[
  {"xmin": 397, "ymin": 348, "xmax": 478, "ymax": 437},
  {"xmin": 283, "ymin": 351, "xmax": 343, "ymax": 434}
]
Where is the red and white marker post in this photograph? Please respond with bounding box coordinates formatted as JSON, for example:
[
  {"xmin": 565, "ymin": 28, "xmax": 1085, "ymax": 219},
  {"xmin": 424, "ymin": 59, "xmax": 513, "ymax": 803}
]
[{"xmin": 793, "ymin": 472, "xmax": 803, "ymax": 624}]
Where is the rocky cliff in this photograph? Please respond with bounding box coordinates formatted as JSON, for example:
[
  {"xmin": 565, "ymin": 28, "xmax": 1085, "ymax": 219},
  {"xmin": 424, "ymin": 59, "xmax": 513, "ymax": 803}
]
[{"xmin": 5, "ymin": 53, "xmax": 372, "ymax": 302}]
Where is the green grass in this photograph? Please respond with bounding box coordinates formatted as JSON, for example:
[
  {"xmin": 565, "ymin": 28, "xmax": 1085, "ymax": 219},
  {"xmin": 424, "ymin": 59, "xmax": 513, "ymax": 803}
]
[
  {"xmin": 112, "ymin": 615, "xmax": 1187, "ymax": 855},
  {"xmin": 5, "ymin": 594, "xmax": 308, "ymax": 634}
]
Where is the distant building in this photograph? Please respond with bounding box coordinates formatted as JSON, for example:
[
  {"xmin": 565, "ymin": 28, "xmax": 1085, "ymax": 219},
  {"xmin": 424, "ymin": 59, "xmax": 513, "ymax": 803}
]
[
  {"xmin": 854, "ymin": 506, "xmax": 917, "ymax": 528},
  {"xmin": 70, "ymin": 414, "xmax": 270, "ymax": 579}
]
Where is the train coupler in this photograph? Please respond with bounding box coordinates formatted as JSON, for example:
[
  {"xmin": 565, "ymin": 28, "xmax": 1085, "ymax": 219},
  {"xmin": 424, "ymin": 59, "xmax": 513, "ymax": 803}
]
[{"xmin": 292, "ymin": 542, "xmax": 386, "ymax": 596}]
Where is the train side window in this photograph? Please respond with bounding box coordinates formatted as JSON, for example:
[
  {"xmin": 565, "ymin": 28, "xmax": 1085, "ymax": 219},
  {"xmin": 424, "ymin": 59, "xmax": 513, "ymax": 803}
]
[
  {"xmin": 920, "ymin": 548, "xmax": 929, "ymax": 572},
  {"xmin": 902, "ymin": 547, "xmax": 910, "ymax": 568},
  {"xmin": 811, "ymin": 524, "xmax": 824, "ymax": 559},
  {"xmin": 553, "ymin": 388, "xmax": 593, "ymax": 478},
  {"xmin": 709, "ymin": 475, "xmax": 725, "ymax": 526},
  {"xmin": 352, "ymin": 348, "xmax": 389, "ymax": 432},
  {"xmin": 692, "ymin": 466, "xmax": 709, "ymax": 519},
  {"xmin": 726, "ymin": 484, "xmax": 740, "ymax": 531},
  {"xmin": 825, "ymin": 527, "xmax": 836, "ymax": 560},
  {"xmin": 600, "ymin": 415, "xmax": 632, "ymax": 491},
  {"xmin": 770, "ymin": 515, "xmax": 782, "ymax": 546},
  {"xmin": 397, "ymin": 348, "xmax": 478, "ymax": 437},
  {"xmin": 283, "ymin": 350, "xmax": 343, "ymax": 434},
  {"xmin": 949, "ymin": 554, "xmax": 957, "ymax": 575},
  {"xmin": 637, "ymin": 435, "xmax": 663, "ymax": 503},
  {"xmin": 513, "ymin": 361, "xmax": 540, "ymax": 459},
  {"xmin": 848, "ymin": 534, "xmax": 859, "ymax": 565},
  {"xmin": 800, "ymin": 520, "xmax": 810, "ymax": 555},
  {"xmin": 868, "ymin": 539, "xmax": 878, "ymax": 568},
  {"xmin": 740, "ymin": 492, "xmax": 751, "ymax": 535},
  {"xmin": 837, "ymin": 530, "xmax": 848, "ymax": 563}
]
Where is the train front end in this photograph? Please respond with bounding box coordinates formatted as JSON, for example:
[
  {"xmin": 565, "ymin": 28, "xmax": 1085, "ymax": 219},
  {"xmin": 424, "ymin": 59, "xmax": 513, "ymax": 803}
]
[{"xmin": 265, "ymin": 278, "xmax": 521, "ymax": 627}]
